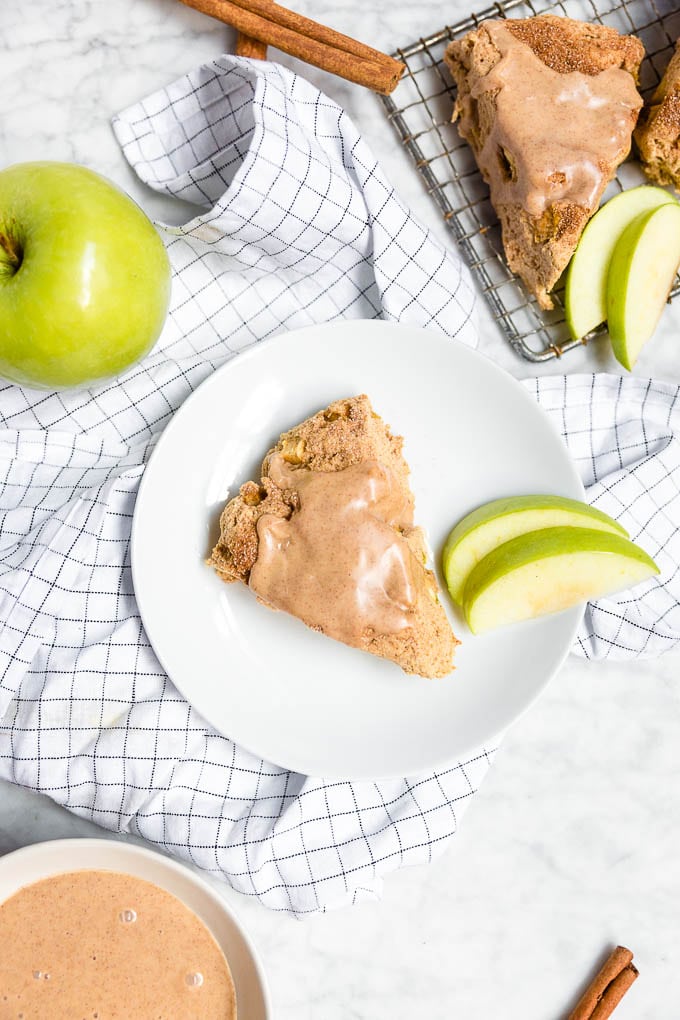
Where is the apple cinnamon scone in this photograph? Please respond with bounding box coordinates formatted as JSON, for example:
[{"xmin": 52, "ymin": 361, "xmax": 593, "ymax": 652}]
[
  {"xmin": 209, "ymin": 395, "xmax": 458, "ymax": 678},
  {"xmin": 635, "ymin": 40, "xmax": 680, "ymax": 190},
  {"xmin": 444, "ymin": 15, "xmax": 644, "ymax": 309}
]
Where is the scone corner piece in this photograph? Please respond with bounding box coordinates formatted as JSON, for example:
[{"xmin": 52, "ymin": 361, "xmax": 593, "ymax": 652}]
[{"xmin": 635, "ymin": 41, "xmax": 680, "ymax": 190}]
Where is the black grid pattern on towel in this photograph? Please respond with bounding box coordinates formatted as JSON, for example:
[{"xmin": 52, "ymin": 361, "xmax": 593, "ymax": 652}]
[
  {"xmin": 0, "ymin": 57, "xmax": 486, "ymax": 916},
  {"xmin": 525, "ymin": 374, "xmax": 680, "ymax": 660}
]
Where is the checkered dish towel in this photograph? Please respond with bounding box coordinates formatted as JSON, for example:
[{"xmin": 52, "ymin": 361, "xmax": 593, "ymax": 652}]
[{"xmin": 0, "ymin": 58, "xmax": 678, "ymax": 916}]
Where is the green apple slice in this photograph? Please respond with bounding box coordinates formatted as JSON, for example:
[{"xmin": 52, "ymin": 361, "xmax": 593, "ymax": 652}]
[
  {"xmin": 565, "ymin": 185, "xmax": 676, "ymax": 340},
  {"xmin": 442, "ymin": 495, "xmax": 627, "ymax": 605},
  {"xmin": 463, "ymin": 527, "xmax": 659, "ymax": 635},
  {"xmin": 606, "ymin": 202, "xmax": 680, "ymax": 371}
]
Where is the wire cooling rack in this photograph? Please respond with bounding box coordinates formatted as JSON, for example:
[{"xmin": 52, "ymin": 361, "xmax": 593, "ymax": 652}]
[{"xmin": 380, "ymin": 0, "xmax": 680, "ymax": 361}]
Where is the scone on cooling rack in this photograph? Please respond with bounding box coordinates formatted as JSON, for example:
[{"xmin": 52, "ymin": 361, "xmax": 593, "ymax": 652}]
[
  {"xmin": 635, "ymin": 39, "xmax": 680, "ymax": 190},
  {"xmin": 444, "ymin": 15, "xmax": 644, "ymax": 309}
]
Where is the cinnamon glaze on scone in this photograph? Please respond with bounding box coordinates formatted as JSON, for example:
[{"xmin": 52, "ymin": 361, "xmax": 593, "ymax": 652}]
[
  {"xmin": 209, "ymin": 395, "xmax": 457, "ymax": 678},
  {"xmin": 445, "ymin": 15, "xmax": 644, "ymax": 309}
]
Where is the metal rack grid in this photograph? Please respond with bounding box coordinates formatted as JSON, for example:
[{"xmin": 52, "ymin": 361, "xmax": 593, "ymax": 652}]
[{"xmin": 380, "ymin": 0, "xmax": 680, "ymax": 361}]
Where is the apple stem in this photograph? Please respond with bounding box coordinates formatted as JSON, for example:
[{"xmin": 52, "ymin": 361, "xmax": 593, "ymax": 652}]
[{"xmin": 0, "ymin": 229, "xmax": 22, "ymax": 276}]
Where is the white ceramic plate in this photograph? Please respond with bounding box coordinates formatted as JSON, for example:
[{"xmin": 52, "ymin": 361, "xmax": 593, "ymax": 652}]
[
  {"xmin": 132, "ymin": 321, "xmax": 584, "ymax": 779},
  {"xmin": 0, "ymin": 838, "xmax": 271, "ymax": 1019}
]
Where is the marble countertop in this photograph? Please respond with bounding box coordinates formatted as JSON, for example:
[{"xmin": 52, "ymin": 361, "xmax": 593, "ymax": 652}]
[{"xmin": 2, "ymin": 1, "xmax": 679, "ymax": 1017}]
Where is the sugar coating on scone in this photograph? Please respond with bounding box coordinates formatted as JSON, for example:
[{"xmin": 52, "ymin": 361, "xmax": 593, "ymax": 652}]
[
  {"xmin": 635, "ymin": 41, "xmax": 680, "ymax": 190},
  {"xmin": 444, "ymin": 15, "xmax": 644, "ymax": 309},
  {"xmin": 209, "ymin": 395, "xmax": 458, "ymax": 678}
]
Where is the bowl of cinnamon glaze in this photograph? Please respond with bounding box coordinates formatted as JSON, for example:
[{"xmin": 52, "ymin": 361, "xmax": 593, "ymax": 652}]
[{"xmin": 0, "ymin": 838, "xmax": 271, "ymax": 1020}]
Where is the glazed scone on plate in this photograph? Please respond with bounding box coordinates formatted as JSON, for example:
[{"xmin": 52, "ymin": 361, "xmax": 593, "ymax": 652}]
[
  {"xmin": 444, "ymin": 15, "xmax": 644, "ymax": 309},
  {"xmin": 635, "ymin": 40, "xmax": 680, "ymax": 190},
  {"xmin": 209, "ymin": 395, "xmax": 458, "ymax": 678}
]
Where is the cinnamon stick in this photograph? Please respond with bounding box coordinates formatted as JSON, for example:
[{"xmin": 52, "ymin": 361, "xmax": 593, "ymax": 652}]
[
  {"xmin": 228, "ymin": 0, "xmax": 398, "ymax": 65},
  {"xmin": 568, "ymin": 946, "xmax": 639, "ymax": 1020},
  {"xmin": 590, "ymin": 966, "xmax": 639, "ymax": 1019},
  {"xmin": 235, "ymin": 32, "xmax": 268, "ymax": 59},
  {"xmin": 178, "ymin": 0, "xmax": 405, "ymax": 94}
]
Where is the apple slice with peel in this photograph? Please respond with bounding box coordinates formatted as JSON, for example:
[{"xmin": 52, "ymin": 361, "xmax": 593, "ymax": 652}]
[
  {"xmin": 607, "ymin": 202, "xmax": 680, "ymax": 371},
  {"xmin": 463, "ymin": 527, "xmax": 659, "ymax": 635},
  {"xmin": 442, "ymin": 495, "xmax": 627, "ymax": 605},
  {"xmin": 565, "ymin": 185, "xmax": 676, "ymax": 340}
]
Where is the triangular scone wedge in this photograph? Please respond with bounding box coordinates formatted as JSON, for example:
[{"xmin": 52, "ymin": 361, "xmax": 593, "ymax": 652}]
[
  {"xmin": 445, "ymin": 15, "xmax": 644, "ymax": 309},
  {"xmin": 209, "ymin": 395, "xmax": 458, "ymax": 678},
  {"xmin": 634, "ymin": 39, "xmax": 680, "ymax": 190}
]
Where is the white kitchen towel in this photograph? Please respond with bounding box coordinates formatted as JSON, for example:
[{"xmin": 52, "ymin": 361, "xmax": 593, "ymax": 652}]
[
  {"xmin": 525, "ymin": 374, "xmax": 680, "ymax": 659},
  {"xmin": 0, "ymin": 56, "xmax": 678, "ymax": 915}
]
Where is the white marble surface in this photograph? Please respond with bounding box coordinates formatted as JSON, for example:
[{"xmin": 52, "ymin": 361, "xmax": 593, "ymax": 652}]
[{"xmin": 1, "ymin": 1, "xmax": 680, "ymax": 1017}]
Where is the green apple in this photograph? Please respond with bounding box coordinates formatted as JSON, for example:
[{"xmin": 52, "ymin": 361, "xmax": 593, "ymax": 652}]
[
  {"xmin": 442, "ymin": 495, "xmax": 627, "ymax": 605},
  {"xmin": 607, "ymin": 201, "xmax": 680, "ymax": 371},
  {"xmin": 462, "ymin": 527, "xmax": 659, "ymax": 634},
  {"xmin": 565, "ymin": 185, "xmax": 675, "ymax": 340},
  {"xmin": 0, "ymin": 161, "xmax": 171, "ymax": 389}
]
